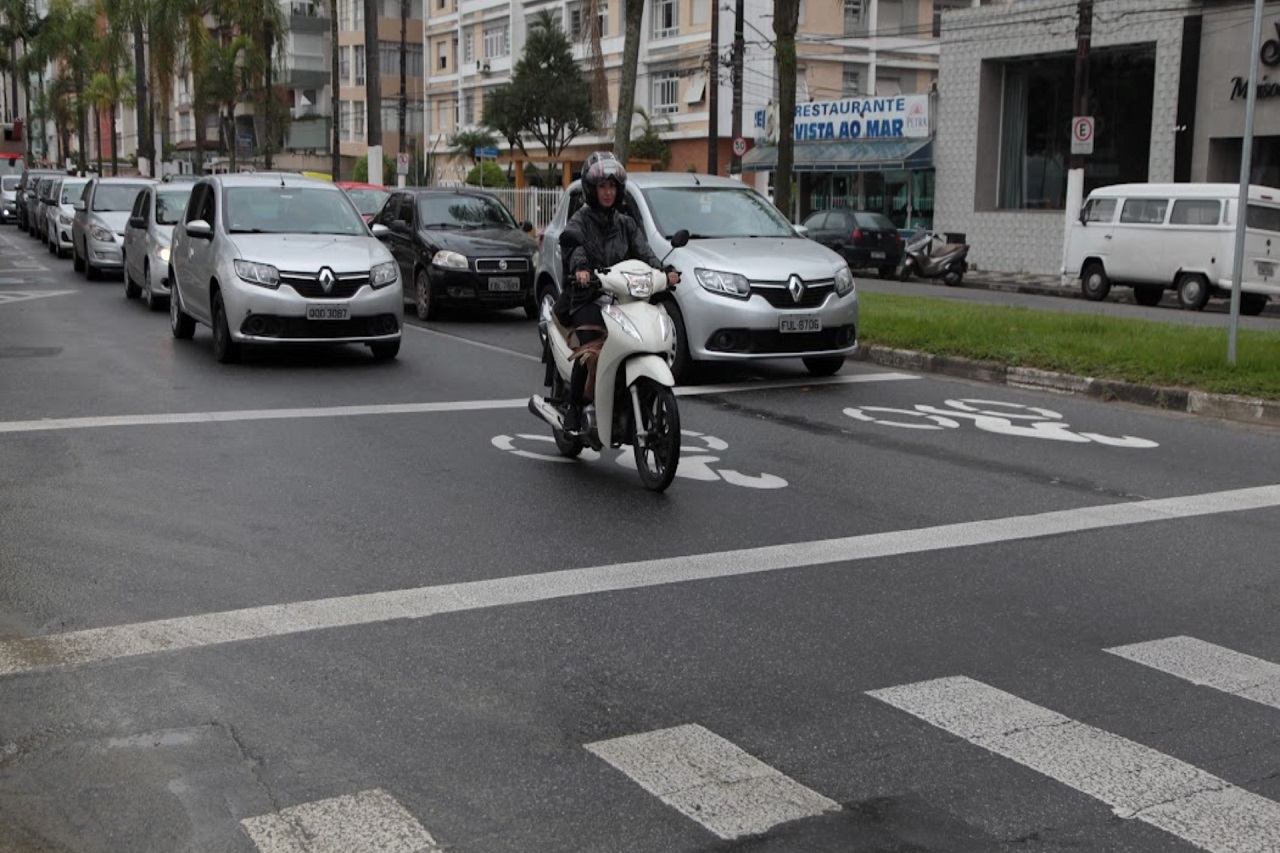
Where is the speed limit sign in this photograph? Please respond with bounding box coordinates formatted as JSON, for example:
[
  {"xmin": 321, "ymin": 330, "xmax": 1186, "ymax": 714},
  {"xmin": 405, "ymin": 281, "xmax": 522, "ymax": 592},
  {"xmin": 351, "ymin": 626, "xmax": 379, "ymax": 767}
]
[
  {"xmin": 732, "ymin": 136, "xmax": 747, "ymax": 157},
  {"xmin": 1071, "ymin": 116, "xmax": 1094, "ymax": 155}
]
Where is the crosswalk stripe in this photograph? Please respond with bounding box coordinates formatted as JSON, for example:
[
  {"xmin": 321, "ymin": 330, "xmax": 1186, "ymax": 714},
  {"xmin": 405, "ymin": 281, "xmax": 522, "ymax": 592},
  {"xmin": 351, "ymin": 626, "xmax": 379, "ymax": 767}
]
[
  {"xmin": 1106, "ymin": 636, "xmax": 1280, "ymax": 711},
  {"xmin": 585, "ymin": 724, "xmax": 839, "ymax": 840},
  {"xmin": 868, "ymin": 676, "xmax": 1280, "ymax": 853},
  {"xmin": 240, "ymin": 788, "xmax": 439, "ymax": 852},
  {"xmin": 2, "ymin": 484, "xmax": 1279, "ymax": 677}
]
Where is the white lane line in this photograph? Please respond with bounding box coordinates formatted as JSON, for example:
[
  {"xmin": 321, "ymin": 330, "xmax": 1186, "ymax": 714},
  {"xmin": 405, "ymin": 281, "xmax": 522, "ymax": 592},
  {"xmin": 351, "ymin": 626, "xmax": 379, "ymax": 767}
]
[
  {"xmin": 0, "ymin": 372, "xmax": 918, "ymax": 434},
  {"xmin": 241, "ymin": 788, "xmax": 439, "ymax": 853},
  {"xmin": 1, "ymin": 484, "xmax": 1278, "ymax": 678},
  {"xmin": 1106, "ymin": 637, "xmax": 1280, "ymax": 711},
  {"xmin": 585, "ymin": 723, "xmax": 838, "ymax": 840},
  {"xmin": 868, "ymin": 676, "xmax": 1280, "ymax": 853}
]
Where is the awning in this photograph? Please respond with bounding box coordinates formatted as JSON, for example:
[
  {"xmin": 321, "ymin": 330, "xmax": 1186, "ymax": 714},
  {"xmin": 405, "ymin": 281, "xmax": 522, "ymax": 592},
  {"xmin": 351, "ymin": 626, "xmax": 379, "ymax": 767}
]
[{"xmin": 741, "ymin": 138, "xmax": 933, "ymax": 173}]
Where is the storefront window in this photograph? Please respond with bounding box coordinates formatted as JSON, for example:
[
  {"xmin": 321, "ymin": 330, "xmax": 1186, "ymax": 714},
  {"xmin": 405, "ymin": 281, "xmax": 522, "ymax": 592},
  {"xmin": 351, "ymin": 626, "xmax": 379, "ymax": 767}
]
[{"xmin": 998, "ymin": 46, "xmax": 1154, "ymax": 210}]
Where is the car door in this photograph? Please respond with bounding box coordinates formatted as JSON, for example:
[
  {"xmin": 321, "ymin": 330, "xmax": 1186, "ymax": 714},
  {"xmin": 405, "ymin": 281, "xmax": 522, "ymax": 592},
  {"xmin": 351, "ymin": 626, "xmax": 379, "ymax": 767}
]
[
  {"xmin": 802, "ymin": 212, "xmax": 836, "ymax": 250},
  {"xmin": 376, "ymin": 193, "xmax": 413, "ymax": 298},
  {"xmin": 176, "ymin": 182, "xmax": 217, "ymax": 322},
  {"xmin": 123, "ymin": 189, "xmax": 148, "ymax": 283}
]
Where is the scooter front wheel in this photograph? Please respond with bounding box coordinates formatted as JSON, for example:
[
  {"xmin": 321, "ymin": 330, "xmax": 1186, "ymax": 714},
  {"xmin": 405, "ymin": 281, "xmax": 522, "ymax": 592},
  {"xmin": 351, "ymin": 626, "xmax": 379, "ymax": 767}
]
[{"xmin": 632, "ymin": 378, "xmax": 681, "ymax": 492}]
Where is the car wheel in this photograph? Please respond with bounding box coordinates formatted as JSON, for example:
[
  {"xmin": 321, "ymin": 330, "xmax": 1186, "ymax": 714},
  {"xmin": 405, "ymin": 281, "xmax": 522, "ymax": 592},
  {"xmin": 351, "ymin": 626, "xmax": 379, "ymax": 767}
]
[
  {"xmin": 1133, "ymin": 286, "xmax": 1163, "ymax": 307},
  {"xmin": 523, "ymin": 286, "xmax": 538, "ymax": 319},
  {"xmin": 1176, "ymin": 273, "xmax": 1210, "ymax": 311},
  {"xmin": 123, "ymin": 256, "xmax": 141, "ymax": 300},
  {"xmin": 84, "ymin": 248, "xmax": 99, "ymax": 280},
  {"xmin": 72, "ymin": 240, "xmax": 84, "ymax": 272},
  {"xmin": 211, "ymin": 291, "xmax": 240, "ymax": 363},
  {"xmin": 656, "ymin": 299, "xmax": 693, "ymax": 384},
  {"xmin": 414, "ymin": 268, "xmax": 434, "ymax": 321},
  {"xmin": 1240, "ymin": 293, "xmax": 1269, "ymax": 316},
  {"xmin": 369, "ymin": 340, "xmax": 400, "ymax": 361},
  {"xmin": 803, "ymin": 355, "xmax": 845, "ymax": 377},
  {"xmin": 1080, "ymin": 261, "xmax": 1110, "ymax": 301},
  {"xmin": 170, "ymin": 277, "xmax": 196, "ymax": 340},
  {"xmin": 142, "ymin": 262, "xmax": 163, "ymax": 311}
]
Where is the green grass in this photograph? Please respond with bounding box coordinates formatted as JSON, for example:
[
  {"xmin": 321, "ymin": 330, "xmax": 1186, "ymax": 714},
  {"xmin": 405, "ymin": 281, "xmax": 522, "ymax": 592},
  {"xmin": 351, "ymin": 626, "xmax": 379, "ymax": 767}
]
[{"xmin": 859, "ymin": 292, "xmax": 1280, "ymax": 401}]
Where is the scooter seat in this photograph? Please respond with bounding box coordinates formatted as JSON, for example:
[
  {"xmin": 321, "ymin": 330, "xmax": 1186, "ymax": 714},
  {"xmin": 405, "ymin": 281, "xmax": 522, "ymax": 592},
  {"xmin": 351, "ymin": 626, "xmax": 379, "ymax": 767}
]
[{"xmin": 931, "ymin": 243, "xmax": 967, "ymax": 259}]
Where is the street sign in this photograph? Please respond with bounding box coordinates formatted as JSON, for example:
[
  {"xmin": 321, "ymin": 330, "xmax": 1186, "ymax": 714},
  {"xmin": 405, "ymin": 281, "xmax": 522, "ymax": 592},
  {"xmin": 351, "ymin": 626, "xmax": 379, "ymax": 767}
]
[
  {"xmin": 396, "ymin": 152, "xmax": 409, "ymax": 175},
  {"xmin": 732, "ymin": 136, "xmax": 747, "ymax": 157},
  {"xmin": 474, "ymin": 146, "xmax": 500, "ymax": 160},
  {"xmin": 1071, "ymin": 116, "xmax": 1094, "ymax": 156}
]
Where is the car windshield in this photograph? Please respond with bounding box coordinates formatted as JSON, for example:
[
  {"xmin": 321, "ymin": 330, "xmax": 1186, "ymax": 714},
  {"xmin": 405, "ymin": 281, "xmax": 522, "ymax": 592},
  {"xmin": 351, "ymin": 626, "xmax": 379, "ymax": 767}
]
[
  {"xmin": 60, "ymin": 181, "xmax": 87, "ymax": 203},
  {"xmin": 344, "ymin": 187, "xmax": 389, "ymax": 216},
  {"xmin": 224, "ymin": 186, "xmax": 368, "ymax": 235},
  {"xmin": 92, "ymin": 183, "xmax": 148, "ymax": 212},
  {"xmin": 156, "ymin": 187, "xmax": 193, "ymax": 225},
  {"xmin": 417, "ymin": 194, "xmax": 516, "ymax": 229},
  {"xmin": 1, "ymin": 175, "xmax": 18, "ymax": 191},
  {"xmin": 640, "ymin": 187, "xmax": 795, "ymax": 239}
]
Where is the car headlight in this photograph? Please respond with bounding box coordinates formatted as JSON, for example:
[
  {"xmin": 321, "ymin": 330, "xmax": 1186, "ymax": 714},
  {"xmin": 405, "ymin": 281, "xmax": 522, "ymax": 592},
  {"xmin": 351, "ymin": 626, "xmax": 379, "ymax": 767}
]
[
  {"xmin": 59, "ymin": 213, "xmax": 73, "ymax": 225},
  {"xmin": 90, "ymin": 225, "xmax": 114, "ymax": 243},
  {"xmin": 834, "ymin": 266, "xmax": 855, "ymax": 297},
  {"xmin": 157, "ymin": 246, "xmax": 171, "ymax": 264},
  {"xmin": 602, "ymin": 303, "xmax": 642, "ymax": 341},
  {"xmin": 369, "ymin": 260, "xmax": 398, "ymax": 288},
  {"xmin": 432, "ymin": 250, "xmax": 469, "ymax": 270},
  {"xmin": 233, "ymin": 259, "xmax": 280, "ymax": 288},
  {"xmin": 623, "ymin": 271, "xmax": 654, "ymax": 299},
  {"xmin": 695, "ymin": 268, "xmax": 751, "ymax": 299}
]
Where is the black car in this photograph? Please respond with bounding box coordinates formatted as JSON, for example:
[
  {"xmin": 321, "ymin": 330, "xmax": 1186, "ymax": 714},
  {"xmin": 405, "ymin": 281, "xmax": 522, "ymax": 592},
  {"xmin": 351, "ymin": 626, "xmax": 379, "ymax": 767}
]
[
  {"xmin": 372, "ymin": 188, "xmax": 538, "ymax": 320},
  {"xmin": 800, "ymin": 209, "xmax": 903, "ymax": 278}
]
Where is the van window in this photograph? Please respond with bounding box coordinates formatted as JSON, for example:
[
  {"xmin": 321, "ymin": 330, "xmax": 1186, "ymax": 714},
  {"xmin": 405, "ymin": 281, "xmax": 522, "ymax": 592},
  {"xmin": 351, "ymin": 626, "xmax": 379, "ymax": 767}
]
[
  {"xmin": 1169, "ymin": 199, "xmax": 1220, "ymax": 226},
  {"xmin": 1246, "ymin": 204, "xmax": 1280, "ymax": 233},
  {"xmin": 1082, "ymin": 198, "xmax": 1116, "ymax": 222},
  {"xmin": 1119, "ymin": 198, "xmax": 1168, "ymax": 224}
]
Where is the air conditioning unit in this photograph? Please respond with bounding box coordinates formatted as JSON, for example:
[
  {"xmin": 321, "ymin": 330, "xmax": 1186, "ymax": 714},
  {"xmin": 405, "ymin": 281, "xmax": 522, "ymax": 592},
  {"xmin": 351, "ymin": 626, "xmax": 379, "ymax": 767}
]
[{"xmin": 479, "ymin": 60, "xmax": 491, "ymax": 75}]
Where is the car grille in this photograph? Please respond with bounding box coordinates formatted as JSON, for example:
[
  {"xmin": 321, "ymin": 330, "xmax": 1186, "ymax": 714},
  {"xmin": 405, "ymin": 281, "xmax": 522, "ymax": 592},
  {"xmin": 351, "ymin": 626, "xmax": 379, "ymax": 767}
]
[
  {"xmin": 475, "ymin": 257, "xmax": 530, "ymax": 273},
  {"xmin": 279, "ymin": 270, "xmax": 372, "ymax": 299},
  {"xmin": 750, "ymin": 280, "xmax": 835, "ymax": 309}
]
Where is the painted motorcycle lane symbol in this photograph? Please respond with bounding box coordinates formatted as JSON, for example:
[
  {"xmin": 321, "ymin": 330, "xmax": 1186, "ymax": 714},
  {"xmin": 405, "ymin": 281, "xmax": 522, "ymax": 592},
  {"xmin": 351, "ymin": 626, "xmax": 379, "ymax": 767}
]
[
  {"xmin": 842, "ymin": 398, "xmax": 1158, "ymax": 448},
  {"xmin": 491, "ymin": 429, "xmax": 789, "ymax": 489}
]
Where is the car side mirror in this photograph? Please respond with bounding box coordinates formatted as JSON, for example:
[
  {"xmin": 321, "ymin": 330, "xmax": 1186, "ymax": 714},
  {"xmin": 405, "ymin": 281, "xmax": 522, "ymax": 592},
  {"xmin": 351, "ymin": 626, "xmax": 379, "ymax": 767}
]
[
  {"xmin": 185, "ymin": 219, "xmax": 213, "ymax": 239},
  {"xmin": 794, "ymin": 224, "xmax": 810, "ymax": 237},
  {"xmin": 520, "ymin": 220, "xmax": 534, "ymax": 234},
  {"xmin": 128, "ymin": 215, "xmax": 146, "ymax": 229},
  {"xmin": 370, "ymin": 222, "xmax": 390, "ymax": 238},
  {"xmin": 1079, "ymin": 212, "xmax": 1088, "ymax": 225},
  {"xmin": 73, "ymin": 200, "xmax": 85, "ymax": 211},
  {"xmin": 670, "ymin": 229, "xmax": 690, "ymax": 248}
]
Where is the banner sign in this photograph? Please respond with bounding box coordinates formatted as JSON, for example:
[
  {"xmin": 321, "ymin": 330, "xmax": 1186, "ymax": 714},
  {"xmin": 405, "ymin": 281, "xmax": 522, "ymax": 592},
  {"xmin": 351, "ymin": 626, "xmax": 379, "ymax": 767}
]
[{"xmin": 753, "ymin": 94, "xmax": 930, "ymax": 144}]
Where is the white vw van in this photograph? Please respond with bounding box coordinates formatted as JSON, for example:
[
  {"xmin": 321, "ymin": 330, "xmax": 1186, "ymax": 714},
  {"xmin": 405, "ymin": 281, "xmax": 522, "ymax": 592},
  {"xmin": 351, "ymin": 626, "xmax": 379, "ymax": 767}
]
[{"xmin": 1062, "ymin": 183, "xmax": 1279, "ymax": 314}]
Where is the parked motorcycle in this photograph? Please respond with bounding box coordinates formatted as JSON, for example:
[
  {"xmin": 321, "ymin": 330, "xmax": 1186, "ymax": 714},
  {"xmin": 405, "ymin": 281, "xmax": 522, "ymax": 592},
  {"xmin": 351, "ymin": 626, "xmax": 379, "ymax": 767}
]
[
  {"xmin": 896, "ymin": 229, "xmax": 969, "ymax": 287},
  {"xmin": 529, "ymin": 231, "xmax": 689, "ymax": 492}
]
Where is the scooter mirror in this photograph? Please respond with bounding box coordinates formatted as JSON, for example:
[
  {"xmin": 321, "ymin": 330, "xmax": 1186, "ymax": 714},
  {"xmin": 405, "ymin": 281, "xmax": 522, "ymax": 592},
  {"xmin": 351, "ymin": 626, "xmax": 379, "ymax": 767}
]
[{"xmin": 670, "ymin": 229, "xmax": 690, "ymax": 248}]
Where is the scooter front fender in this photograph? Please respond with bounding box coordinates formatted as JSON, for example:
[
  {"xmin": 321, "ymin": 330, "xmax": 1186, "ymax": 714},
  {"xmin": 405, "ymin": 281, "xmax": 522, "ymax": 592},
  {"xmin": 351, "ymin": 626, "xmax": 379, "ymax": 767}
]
[{"xmin": 624, "ymin": 354, "xmax": 675, "ymax": 389}]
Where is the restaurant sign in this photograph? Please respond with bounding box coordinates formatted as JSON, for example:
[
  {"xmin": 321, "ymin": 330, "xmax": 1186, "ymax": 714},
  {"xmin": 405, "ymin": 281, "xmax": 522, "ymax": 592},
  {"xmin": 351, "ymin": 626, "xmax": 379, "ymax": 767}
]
[{"xmin": 754, "ymin": 94, "xmax": 930, "ymax": 144}]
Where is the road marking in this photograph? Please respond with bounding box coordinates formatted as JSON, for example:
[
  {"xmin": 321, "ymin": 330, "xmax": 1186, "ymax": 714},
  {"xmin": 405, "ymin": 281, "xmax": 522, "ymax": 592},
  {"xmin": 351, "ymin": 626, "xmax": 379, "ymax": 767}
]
[
  {"xmin": 585, "ymin": 724, "xmax": 838, "ymax": 839},
  {"xmin": 0, "ymin": 289, "xmax": 76, "ymax": 305},
  {"xmin": 405, "ymin": 322, "xmax": 542, "ymax": 362},
  {"xmin": 1106, "ymin": 637, "xmax": 1280, "ymax": 711},
  {"xmin": 0, "ymin": 372, "xmax": 917, "ymax": 434},
  {"xmin": 868, "ymin": 676, "xmax": 1280, "ymax": 853},
  {"xmin": 1, "ymin": 484, "xmax": 1278, "ymax": 677},
  {"xmin": 241, "ymin": 788, "xmax": 439, "ymax": 852}
]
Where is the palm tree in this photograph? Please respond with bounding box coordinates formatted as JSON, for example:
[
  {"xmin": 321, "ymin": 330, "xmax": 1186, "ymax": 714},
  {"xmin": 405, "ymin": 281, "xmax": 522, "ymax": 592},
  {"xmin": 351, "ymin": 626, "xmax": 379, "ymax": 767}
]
[
  {"xmin": 200, "ymin": 34, "xmax": 251, "ymax": 171},
  {"xmin": 449, "ymin": 127, "xmax": 498, "ymax": 168}
]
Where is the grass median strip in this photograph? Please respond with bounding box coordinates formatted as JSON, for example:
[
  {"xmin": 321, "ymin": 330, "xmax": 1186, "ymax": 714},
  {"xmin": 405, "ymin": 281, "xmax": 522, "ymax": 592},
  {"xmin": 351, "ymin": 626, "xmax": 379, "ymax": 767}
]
[{"xmin": 860, "ymin": 292, "xmax": 1280, "ymax": 401}]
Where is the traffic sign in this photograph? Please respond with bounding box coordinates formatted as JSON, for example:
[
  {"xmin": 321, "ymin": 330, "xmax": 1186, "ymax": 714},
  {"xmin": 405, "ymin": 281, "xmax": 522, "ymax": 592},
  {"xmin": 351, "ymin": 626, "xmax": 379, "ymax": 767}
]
[
  {"xmin": 1071, "ymin": 116, "xmax": 1094, "ymax": 156},
  {"xmin": 474, "ymin": 146, "xmax": 500, "ymax": 160},
  {"xmin": 732, "ymin": 136, "xmax": 747, "ymax": 157},
  {"xmin": 396, "ymin": 152, "xmax": 409, "ymax": 175}
]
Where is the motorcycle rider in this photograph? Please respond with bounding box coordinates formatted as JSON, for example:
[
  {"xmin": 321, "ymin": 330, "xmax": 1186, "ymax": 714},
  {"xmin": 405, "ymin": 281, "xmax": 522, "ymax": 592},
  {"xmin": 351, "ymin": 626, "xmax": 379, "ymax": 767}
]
[{"xmin": 555, "ymin": 151, "xmax": 680, "ymax": 434}]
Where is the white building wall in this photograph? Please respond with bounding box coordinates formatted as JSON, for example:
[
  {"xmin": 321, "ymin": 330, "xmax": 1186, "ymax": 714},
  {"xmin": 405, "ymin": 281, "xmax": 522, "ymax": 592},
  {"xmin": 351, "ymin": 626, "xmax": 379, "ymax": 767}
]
[{"xmin": 935, "ymin": 0, "xmax": 1193, "ymax": 275}]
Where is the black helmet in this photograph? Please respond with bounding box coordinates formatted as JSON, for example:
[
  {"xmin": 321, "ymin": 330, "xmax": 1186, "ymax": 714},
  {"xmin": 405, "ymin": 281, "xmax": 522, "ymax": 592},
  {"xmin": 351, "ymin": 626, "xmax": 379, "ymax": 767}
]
[{"xmin": 581, "ymin": 151, "xmax": 626, "ymax": 209}]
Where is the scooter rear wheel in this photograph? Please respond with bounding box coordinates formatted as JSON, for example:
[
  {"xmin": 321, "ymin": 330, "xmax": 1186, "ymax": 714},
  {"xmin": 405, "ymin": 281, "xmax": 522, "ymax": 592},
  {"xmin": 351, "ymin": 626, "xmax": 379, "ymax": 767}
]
[
  {"xmin": 548, "ymin": 369, "xmax": 584, "ymax": 457},
  {"xmin": 632, "ymin": 378, "xmax": 681, "ymax": 492}
]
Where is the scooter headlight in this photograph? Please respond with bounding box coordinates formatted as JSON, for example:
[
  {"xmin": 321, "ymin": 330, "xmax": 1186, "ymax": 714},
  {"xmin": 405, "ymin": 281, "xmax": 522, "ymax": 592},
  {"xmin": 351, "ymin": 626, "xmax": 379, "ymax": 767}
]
[
  {"xmin": 623, "ymin": 271, "xmax": 654, "ymax": 299},
  {"xmin": 834, "ymin": 266, "xmax": 855, "ymax": 297},
  {"xmin": 602, "ymin": 303, "xmax": 642, "ymax": 341}
]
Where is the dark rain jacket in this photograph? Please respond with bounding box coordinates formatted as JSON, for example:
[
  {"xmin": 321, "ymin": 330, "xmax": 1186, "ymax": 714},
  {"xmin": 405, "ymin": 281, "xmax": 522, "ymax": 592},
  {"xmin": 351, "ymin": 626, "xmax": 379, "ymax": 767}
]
[{"xmin": 555, "ymin": 204, "xmax": 666, "ymax": 325}]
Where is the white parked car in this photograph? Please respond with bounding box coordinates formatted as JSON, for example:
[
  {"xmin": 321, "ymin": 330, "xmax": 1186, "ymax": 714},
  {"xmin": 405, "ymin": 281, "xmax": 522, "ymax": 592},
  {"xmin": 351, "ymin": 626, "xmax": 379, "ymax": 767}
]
[
  {"xmin": 168, "ymin": 172, "xmax": 402, "ymax": 363},
  {"xmin": 72, "ymin": 176, "xmax": 155, "ymax": 279},
  {"xmin": 123, "ymin": 181, "xmax": 194, "ymax": 310},
  {"xmin": 46, "ymin": 176, "xmax": 89, "ymax": 259}
]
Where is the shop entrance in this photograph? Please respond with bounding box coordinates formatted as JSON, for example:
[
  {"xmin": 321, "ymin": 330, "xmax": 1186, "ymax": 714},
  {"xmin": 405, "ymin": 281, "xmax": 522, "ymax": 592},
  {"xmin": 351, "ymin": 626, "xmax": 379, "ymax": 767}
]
[{"xmin": 1208, "ymin": 136, "xmax": 1280, "ymax": 187}]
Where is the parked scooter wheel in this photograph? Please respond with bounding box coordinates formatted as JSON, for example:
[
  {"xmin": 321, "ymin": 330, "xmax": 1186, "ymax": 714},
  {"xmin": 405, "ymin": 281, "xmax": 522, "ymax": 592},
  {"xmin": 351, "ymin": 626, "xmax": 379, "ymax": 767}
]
[
  {"xmin": 632, "ymin": 378, "xmax": 680, "ymax": 492},
  {"xmin": 942, "ymin": 270, "xmax": 964, "ymax": 287},
  {"xmin": 897, "ymin": 259, "xmax": 915, "ymax": 282}
]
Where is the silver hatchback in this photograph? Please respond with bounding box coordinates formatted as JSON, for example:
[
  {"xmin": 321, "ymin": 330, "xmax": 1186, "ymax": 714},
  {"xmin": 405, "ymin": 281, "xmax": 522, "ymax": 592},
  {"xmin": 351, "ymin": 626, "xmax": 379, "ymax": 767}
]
[
  {"xmin": 535, "ymin": 172, "xmax": 858, "ymax": 380},
  {"xmin": 168, "ymin": 173, "xmax": 402, "ymax": 363}
]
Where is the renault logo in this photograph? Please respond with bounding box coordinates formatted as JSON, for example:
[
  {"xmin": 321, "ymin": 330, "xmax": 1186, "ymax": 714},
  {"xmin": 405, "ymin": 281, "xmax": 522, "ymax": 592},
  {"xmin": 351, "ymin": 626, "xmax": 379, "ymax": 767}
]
[
  {"xmin": 788, "ymin": 274, "xmax": 805, "ymax": 303},
  {"xmin": 318, "ymin": 267, "xmax": 335, "ymax": 294},
  {"xmin": 498, "ymin": 259, "xmax": 508, "ymax": 271}
]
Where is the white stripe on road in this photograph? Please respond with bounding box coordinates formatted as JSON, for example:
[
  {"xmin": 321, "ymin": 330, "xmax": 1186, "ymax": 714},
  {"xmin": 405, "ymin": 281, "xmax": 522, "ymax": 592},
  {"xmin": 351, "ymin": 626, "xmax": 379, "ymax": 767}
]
[
  {"xmin": 868, "ymin": 676, "xmax": 1280, "ymax": 853},
  {"xmin": 585, "ymin": 724, "xmax": 838, "ymax": 839},
  {"xmin": 1, "ymin": 484, "xmax": 1278, "ymax": 678},
  {"xmin": 0, "ymin": 372, "xmax": 918, "ymax": 434},
  {"xmin": 0, "ymin": 289, "xmax": 75, "ymax": 304},
  {"xmin": 1107, "ymin": 637, "xmax": 1280, "ymax": 711},
  {"xmin": 241, "ymin": 788, "xmax": 439, "ymax": 853}
]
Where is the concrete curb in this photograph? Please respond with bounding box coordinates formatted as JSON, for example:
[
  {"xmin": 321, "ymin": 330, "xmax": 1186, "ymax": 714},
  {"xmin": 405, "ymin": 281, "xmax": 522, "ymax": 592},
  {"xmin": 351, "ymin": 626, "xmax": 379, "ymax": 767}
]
[{"xmin": 853, "ymin": 344, "xmax": 1280, "ymax": 428}]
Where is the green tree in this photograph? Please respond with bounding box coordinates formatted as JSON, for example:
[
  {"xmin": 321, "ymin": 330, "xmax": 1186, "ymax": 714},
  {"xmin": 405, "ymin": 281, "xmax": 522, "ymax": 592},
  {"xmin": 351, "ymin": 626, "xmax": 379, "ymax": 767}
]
[
  {"xmin": 199, "ymin": 34, "xmax": 252, "ymax": 171},
  {"xmin": 481, "ymin": 84, "xmax": 528, "ymax": 171},
  {"xmin": 449, "ymin": 127, "xmax": 497, "ymax": 167},
  {"xmin": 509, "ymin": 10, "xmax": 593, "ymax": 181},
  {"xmin": 628, "ymin": 106, "xmax": 672, "ymax": 169},
  {"xmin": 353, "ymin": 150, "xmax": 395, "ymax": 184},
  {"xmin": 465, "ymin": 160, "xmax": 507, "ymax": 188}
]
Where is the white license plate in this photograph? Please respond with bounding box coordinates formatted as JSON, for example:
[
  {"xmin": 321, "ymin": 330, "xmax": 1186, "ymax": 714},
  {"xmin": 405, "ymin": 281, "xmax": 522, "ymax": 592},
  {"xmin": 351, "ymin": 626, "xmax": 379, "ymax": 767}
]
[
  {"xmin": 1257, "ymin": 261, "xmax": 1275, "ymax": 280},
  {"xmin": 871, "ymin": 251, "xmax": 886, "ymax": 259},
  {"xmin": 306, "ymin": 303, "xmax": 350, "ymax": 321},
  {"xmin": 488, "ymin": 276, "xmax": 521, "ymax": 291},
  {"xmin": 779, "ymin": 315, "xmax": 821, "ymax": 333}
]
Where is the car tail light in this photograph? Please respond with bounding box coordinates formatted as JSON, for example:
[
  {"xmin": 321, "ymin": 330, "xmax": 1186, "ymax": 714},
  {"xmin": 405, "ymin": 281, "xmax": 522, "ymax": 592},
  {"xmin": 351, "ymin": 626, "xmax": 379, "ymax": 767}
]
[{"xmin": 850, "ymin": 228, "xmax": 863, "ymax": 243}]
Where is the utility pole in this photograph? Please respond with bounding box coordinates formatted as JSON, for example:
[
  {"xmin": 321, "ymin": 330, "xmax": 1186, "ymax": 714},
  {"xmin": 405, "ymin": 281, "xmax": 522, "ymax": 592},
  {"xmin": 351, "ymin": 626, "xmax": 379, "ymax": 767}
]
[
  {"xmin": 1069, "ymin": 0, "xmax": 1092, "ymax": 172},
  {"xmin": 729, "ymin": 0, "xmax": 744, "ymax": 175},
  {"xmin": 399, "ymin": 0, "xmax": 408, "ymax": 187},
  {"xmin": 365, "ymin": 0, "xmax": 383, "ymax": 184},
  {"xmin": 708, "ymin": 0, "xmax": 719, "ymax": 174}
]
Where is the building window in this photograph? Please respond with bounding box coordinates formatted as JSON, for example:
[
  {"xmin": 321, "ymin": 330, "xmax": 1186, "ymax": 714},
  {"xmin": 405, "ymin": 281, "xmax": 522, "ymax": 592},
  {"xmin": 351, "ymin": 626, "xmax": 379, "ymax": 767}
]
[
  {"xmin": 463, "ymin": 93, "xmax": 474, "ymax": 125},
  {"xmin": 378, "ymin": 41, "xmax": 424, "ymax": 76},
  {"xmin": 340, "ymin": 46, "xmax": 351, "ymax": 84},
  {"xmin": 354, "ymin": 45, "xmax": 365, "ymax": 85},
  {"xmin": 463, "ymin": 31, "xmax": 474, "ymax": 64},
  {"xmin": 438, "ymin": 40, "xmax": 448, "ymax": 70},
  {"xmin": 652, "ymin": 73, "xmax": 678, "ymax": 115},
  {"xmin": 652, "ymin": 0, "xmax": 677, "ymax": 38},
  {"xmin": 354, "ymin": 101, "xmax": 365, "ymax": 138},
  {"xmin": 569, "ymin": 1, "xmax": 608, "ymax": 39},
  {"xmin": 842, "ymin": 67, "xmax": 860, "ymax": 97},
  {"xmin": 997, "ymin": 45, "xmax": 1154, "ymax": 210},
  {"xmin": 843, "ymin": 0, "xmax": 863, "ymax": 34},
  {"xmin": 483, "ymin": 24, "xmax": 509, "ymax": 58}
]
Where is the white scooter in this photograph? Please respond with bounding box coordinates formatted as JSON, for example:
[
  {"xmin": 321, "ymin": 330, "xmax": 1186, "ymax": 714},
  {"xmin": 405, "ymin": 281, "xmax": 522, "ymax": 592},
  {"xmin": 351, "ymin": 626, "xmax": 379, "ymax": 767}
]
[{"xmin": 529, "ymin": 231, "xmax": 689, "ymax": 492}]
